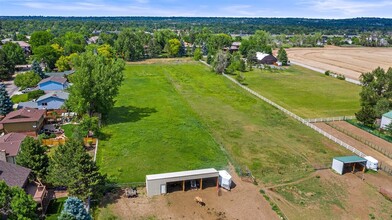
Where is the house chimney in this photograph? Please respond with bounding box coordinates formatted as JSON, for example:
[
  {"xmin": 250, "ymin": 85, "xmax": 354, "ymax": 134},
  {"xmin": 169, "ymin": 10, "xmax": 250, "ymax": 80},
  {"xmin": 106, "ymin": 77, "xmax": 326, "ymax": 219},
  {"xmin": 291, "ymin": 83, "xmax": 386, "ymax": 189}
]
[{"xmin": 0, "ymin": 150, "xmax": 6, "ymax": 162}]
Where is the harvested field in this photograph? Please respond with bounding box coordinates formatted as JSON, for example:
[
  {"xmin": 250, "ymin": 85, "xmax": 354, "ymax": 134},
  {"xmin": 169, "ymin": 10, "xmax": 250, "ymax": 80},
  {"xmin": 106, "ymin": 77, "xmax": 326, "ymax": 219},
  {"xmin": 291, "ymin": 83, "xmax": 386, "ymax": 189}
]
[
  {"xmin": 313, "ymin": 122, "xmax": 392, "ymax": 168},
  {"xmin": 286, "ymin": 46, "xmax": 392, "ymax": 80}
]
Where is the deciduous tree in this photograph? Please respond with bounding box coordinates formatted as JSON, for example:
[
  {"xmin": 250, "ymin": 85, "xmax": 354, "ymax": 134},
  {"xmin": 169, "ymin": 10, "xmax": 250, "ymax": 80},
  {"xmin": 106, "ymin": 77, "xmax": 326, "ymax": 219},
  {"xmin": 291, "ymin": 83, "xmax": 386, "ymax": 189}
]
[
  {"xmin": 14, "ymin": 71, "xmax": 41, "ymax": 89},
  {"xmin": 277, "ymin": 47, "xmax": 288, "ymax": 65},
  {"xmin": 66, "ymin": 52, "xmax": 124, "ymax": 117},
  {"xmin": 167, "ymin": 38, "xmax": 181, "ymax": 57}
]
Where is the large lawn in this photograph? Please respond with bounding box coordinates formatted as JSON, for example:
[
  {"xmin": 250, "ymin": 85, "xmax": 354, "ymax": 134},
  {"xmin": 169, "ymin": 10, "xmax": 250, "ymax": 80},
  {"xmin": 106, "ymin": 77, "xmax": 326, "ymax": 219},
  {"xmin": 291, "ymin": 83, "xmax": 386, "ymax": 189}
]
[
  {"xmin": 97, "ymin": 63, "xmax": 227, "ymax": 183},
  {"xmin": 241, "ymin": 65, "xmax": 361, "ymax": 118}
]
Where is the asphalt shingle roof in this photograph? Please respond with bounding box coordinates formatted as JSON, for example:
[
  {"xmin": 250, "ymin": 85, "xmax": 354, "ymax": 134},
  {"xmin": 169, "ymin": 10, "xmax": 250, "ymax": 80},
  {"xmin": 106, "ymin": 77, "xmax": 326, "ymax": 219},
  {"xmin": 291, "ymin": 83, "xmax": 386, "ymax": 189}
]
[{"xmin": 0, "ymin": 160, "xmax": 31, "ymax": 188}]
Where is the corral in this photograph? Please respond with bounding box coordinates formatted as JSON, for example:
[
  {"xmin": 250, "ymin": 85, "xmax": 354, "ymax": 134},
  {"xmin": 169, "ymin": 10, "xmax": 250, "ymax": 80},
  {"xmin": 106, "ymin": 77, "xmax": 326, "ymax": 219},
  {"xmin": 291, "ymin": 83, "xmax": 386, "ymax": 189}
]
[{"xmin": 286, "ymin": 46, "xmax": 392, "ymax": 80}]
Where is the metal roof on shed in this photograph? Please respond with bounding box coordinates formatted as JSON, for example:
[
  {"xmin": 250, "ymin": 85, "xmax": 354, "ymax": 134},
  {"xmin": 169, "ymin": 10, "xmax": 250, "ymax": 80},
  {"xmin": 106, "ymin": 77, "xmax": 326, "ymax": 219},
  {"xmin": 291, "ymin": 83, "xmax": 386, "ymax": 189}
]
[
  {"xmin": 146, "ymin": 168, "xmax": 218, "ymax": 181},
  {"xmin": 382, "ymin": 111, "xmax": 392, "ymax": 119},
  {"xmin": 334, "ymin": 155, "xmax": 366, "ymax": 163}
]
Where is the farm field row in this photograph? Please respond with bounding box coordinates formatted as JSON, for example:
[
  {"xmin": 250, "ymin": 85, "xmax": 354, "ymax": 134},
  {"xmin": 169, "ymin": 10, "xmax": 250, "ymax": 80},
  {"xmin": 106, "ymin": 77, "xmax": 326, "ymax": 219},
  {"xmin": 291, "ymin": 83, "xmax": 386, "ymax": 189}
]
[
  {"xmin": 286, "ymin": 46, "xmax": 392, "ymax": 80},
  {"xmin": 97, "ymin": 61, "xmax": 392, "ymax": 219},
  {"xmin": 242, "ymin": 65, "xmax": 361, "ymax": 118}
]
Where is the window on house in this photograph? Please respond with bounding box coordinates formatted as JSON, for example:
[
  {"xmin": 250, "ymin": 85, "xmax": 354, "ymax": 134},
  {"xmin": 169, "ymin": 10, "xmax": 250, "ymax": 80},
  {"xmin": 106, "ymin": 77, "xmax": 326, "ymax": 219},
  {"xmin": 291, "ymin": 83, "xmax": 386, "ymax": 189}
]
[{"xmin": 41, "ymin": 103, "xmax": 47, "ymax": 106}]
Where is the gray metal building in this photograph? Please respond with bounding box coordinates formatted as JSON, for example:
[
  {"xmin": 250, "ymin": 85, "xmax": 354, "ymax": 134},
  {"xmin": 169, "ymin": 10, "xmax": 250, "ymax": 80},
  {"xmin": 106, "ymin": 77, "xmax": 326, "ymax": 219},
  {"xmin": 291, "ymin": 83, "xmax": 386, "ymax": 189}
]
[{"xmin": 146, "ymin": 168, "xmax": 219, "ymax": 197}]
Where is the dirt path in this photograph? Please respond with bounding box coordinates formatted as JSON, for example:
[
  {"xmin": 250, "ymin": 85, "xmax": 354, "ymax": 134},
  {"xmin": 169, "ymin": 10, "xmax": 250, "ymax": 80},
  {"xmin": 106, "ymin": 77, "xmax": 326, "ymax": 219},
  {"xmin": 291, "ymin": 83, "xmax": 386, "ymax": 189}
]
[
  {"xmin": 286, "ymin": 46, "xmax": 392, "ymax": 80},
  {"xmin": 100, "ymin": 167, "xmax": 279, "ymax": 220},
  {"xmin": 330, "ymin": 121, "xmax": 392, "ymax": 155},
  {"xmin": 314, "ymin": 122, "xmax": 392, "ymax": 168}
]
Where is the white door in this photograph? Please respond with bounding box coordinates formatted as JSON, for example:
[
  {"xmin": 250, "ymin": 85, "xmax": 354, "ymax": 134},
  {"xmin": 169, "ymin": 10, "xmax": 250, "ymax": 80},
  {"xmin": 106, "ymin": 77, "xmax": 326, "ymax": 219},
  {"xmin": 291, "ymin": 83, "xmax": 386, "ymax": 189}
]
[{"xmin": 160, "ymin": 184, "xmax": 166, "ymax": 194}]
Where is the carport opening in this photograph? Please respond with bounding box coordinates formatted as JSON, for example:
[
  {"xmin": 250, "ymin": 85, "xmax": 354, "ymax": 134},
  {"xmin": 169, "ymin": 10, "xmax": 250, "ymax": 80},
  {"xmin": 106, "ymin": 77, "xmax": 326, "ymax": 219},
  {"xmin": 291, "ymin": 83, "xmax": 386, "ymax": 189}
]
[
  {"xmin": 166, "ymin": 177, "xmax": 218, "ymax": 193},
  {"xmin": 342, "ymin": 162, "xmax": 366, "ymax": 174}
]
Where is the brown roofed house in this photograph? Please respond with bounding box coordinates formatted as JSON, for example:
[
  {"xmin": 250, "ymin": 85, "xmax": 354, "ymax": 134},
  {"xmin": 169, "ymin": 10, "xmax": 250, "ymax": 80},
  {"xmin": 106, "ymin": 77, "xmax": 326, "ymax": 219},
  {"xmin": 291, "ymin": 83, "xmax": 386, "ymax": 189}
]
[
  {"xmin": 0, "ymin": 160, "xmax": 31, "ymax": 188},
  {"xmin": 0, "ymin": 133, "xmax": 27, "ymax": 164},
  {"xmin": 0, "ymin": 108, "xmax": 45, "ymax": 137}
]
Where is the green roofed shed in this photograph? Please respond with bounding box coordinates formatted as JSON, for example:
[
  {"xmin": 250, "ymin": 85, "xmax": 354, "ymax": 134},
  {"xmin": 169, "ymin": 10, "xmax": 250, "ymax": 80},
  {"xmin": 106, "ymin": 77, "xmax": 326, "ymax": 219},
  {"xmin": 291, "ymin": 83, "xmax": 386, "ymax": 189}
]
[
  {"xmin": 334, "ymin": 156, "xmax": 367, "ymax": 163},
  {"xmin": 332, "ymin": 156, "xmax": 367, "ymax": 175},
  {"xmin": 382, "ymin": 111, "xmax": 392, "ymax": 119}
]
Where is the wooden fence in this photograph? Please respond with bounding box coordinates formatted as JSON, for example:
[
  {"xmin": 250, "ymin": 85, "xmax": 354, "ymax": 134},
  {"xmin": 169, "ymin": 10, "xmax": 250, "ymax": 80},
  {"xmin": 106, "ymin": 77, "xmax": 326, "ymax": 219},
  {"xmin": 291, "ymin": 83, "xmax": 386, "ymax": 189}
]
[{"xmin": 41, "ymin": 137, "xmax": 97, "ymax": 146}]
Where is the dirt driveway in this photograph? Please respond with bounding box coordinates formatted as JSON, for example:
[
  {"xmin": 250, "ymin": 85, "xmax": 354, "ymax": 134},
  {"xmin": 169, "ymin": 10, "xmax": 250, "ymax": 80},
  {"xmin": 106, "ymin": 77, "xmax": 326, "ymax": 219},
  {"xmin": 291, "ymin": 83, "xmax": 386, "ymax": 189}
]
[{"xmin": 98, "ymin": 168, "xmax": 279, "ymax": 220}]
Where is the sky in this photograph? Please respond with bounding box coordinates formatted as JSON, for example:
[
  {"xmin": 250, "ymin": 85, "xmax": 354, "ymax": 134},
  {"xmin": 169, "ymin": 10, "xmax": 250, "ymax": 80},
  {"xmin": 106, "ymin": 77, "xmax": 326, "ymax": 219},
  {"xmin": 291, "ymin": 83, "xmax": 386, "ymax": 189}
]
[{"xmin": 0, "ymin": 0, "xmax": 392, "ymax": 18}]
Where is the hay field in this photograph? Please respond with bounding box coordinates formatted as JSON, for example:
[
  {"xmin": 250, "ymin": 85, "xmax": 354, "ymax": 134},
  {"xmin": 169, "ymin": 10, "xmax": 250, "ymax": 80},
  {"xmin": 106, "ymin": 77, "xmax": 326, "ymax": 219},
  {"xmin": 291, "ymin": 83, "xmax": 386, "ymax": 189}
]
[{"xmin": 286, "ymin": 46, "xmax": 392, "ymax": 80}]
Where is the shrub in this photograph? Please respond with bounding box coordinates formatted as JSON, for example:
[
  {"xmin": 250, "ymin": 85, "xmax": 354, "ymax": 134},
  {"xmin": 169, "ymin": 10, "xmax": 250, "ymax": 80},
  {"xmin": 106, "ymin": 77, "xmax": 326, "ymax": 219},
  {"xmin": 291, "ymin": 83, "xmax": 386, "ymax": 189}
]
[
  {"xmin": 336, "ymin": 74, "xmax": 346, "ymax": 80},
  {"xmin": 324, "ymin": 70, "xmax": 330, "ymax": 76}
]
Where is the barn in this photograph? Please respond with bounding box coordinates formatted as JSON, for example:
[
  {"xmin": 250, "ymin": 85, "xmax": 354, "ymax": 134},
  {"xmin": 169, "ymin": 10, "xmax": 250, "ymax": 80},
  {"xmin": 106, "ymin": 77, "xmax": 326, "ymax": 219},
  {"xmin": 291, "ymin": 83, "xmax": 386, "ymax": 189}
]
[
  {"xmin": 332, "ymin": 156, "xmax": 367, "ymax": 175},
  {"xmin": 256, "ymin": 52, "xmax": 278, "ymax": 64},
  {"xmin": 146, "ymin": 168, "xmax": 219, "ymax": 197}
]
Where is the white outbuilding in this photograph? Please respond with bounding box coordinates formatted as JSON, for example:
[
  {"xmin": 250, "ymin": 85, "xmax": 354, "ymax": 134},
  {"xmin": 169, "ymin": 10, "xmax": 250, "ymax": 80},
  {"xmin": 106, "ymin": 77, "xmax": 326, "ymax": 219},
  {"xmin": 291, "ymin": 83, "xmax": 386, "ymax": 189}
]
[
  {"xmin": 332, "ymin": 156, "xmax": 367, "ymax": 175},
  {"xmin": 146, "ymin": 168, "xmax": 219, "ymax": 197},
  {"xmin": 380, "ymin": 111, "xmax": 392, "ymax": 129},
  {"xmin": 364, "ymin": 156, "xmax": 378, "ymax": 171},
  {"xmin": 218, "ymin": 170, "xmax": 232, "ymax": 190}
]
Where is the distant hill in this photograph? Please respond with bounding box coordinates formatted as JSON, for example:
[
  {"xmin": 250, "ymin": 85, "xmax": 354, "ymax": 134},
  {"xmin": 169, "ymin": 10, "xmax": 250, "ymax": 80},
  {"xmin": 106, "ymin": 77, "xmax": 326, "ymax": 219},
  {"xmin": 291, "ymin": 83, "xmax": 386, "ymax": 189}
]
[{"xmin": 1, "ymin": 16, "xmax": 392, "ymax": 36}]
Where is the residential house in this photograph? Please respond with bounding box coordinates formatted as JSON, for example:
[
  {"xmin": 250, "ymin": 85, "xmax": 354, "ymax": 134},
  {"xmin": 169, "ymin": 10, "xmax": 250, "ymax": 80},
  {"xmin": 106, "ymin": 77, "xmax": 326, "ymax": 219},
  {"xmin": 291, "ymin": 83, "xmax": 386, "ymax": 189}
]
[
  {"xmin": 0, "ymin": 108, "xmax": 45, "ymax": 136},
  {"xmin": 0, "ymin": 133, "xmax": 27, "ymax": 164},
  {"xmin": 45, "ymin": 70, "xmax": 74, "ymax": 78},
  {"xmin": 14, "ymin": 41, "xmax": 32, "ymax": 55},
  {"xmin": 87, "ymin": 36, "xmax": 99, "ymax": 44},
  {"xmin": 38, "ymin": 76, "xmax": 68, "ymax": 91},
  {"xmin": 18, "ymin": 91, "xmax": 69, "ymax": 110},
  {"xmin": 256, "ymin": 52, "xmax": 278, "ymax": 64},
  {"xmin": 0, "ymin": 161, "xmax": 47, "ymax": 209}
]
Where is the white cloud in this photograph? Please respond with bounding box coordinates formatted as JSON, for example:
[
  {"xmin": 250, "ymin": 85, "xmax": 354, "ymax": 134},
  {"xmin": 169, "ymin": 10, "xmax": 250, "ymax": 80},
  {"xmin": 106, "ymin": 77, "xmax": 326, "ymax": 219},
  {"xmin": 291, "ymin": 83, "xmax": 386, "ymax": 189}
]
[{"xmin": 301, "ymin": 0, "xmax": 392, "ymax": 16}]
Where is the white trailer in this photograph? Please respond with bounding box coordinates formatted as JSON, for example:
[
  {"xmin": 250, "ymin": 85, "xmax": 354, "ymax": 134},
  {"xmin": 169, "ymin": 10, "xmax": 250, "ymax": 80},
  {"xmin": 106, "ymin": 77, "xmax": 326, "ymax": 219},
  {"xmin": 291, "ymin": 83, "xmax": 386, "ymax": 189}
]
[
  {"xmin": 218, "ymin": 170, "xmax": 232, "ymax": 190},
  {"xmin": 364, "ymin": 156, "xmax": 378, "ymax": 171}
]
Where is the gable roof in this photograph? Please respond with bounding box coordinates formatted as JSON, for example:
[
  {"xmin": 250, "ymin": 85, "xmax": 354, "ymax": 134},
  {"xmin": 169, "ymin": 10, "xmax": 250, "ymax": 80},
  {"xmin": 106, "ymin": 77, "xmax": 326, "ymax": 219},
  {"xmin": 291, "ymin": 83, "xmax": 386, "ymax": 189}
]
[
  {"xmin": 334, "ymin": 155, "xmax": 367, "ymax": 163},
  {"xmin": 18, "ymin": 101, "xmax": 38, "ymax": 109},
  {"xmin": 1, "ymin": 108, "xmax": 45, "ymax": 124},
  {"xmin": 256, "ymin": 52, "xmax": 275, "ymax": 60},
  {"xmin": 45, "ymin": 70, "xmax": 74, "ymax": 78},
  {"xmin": 0, "ymin": 133, "xmax": 27, "ymax": 157},
  {"xmin": 37, "ymin": 91, "xmax": 69, "ymax": 102},
  {"xmin": 39, "ymin": 76, "xmax": 67, "ymax": 86},
  {"xmin": 0, "ymin": 160, "xmax": 31, "ymax": 187},
  {"xmin": 382, "ymin": 111, "xmax": 392, "ymax": 119}
]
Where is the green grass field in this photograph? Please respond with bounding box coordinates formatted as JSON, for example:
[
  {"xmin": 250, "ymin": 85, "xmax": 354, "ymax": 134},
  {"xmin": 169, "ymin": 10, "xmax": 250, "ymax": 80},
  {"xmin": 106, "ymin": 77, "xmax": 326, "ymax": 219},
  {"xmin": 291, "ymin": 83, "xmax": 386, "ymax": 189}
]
[
  {"xmin": 97, "ymin": 63, "xmax": 227, "ymax": 183},
  {"xmin": 241, "ymin": 65, "xmax": 361, "ymax": 118},
  {"xmin": 98, "ymin": 62, "xmax": 348, "ymax": 185}
]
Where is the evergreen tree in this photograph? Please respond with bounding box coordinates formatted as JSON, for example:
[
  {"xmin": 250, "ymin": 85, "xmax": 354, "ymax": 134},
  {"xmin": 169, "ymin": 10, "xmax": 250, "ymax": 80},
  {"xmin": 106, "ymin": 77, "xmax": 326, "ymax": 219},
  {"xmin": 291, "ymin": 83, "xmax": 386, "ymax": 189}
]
[
  {"xmin": 17, "ymin": 137, "xmax": 49, "ymax": 180},
  {"xmin": 277, "ymin": 47, "xmax": 288, "ymax": 65},
  {"xmin": 59, "ymin": 197, "xmax": 91, "ymax": 220},
  {"xmin": 202, "ymin": 42, "xmax": 208, "ymax": 55},
  {"xmin": 206, "ymin": 53, "xmax": 213, "ymax": 64},
  {"xmin": 179, "ymin": 40, "xmax": 186, "ymax": 57},
  {"xmin": 0, "ymin": 83, "xmax": 13, "ymax": 116},
  {"xmin": 31, "ymin": 60, "xmax": 44, "ymax": 78},
  {"xmin": 48, "ymin": 140, "xmax": 106, "ymax": 201},
  {"xmin": 193, "ymin": 48, "xmax": 202, "ymax": 61}
]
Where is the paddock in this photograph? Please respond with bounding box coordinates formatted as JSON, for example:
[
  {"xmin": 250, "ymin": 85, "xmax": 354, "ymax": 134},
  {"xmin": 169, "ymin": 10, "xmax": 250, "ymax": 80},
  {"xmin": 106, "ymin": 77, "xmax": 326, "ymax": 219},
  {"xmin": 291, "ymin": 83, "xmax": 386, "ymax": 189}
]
[{"xmin": 146, "ymin": 168, "xmax": 219, "ymax": 197}]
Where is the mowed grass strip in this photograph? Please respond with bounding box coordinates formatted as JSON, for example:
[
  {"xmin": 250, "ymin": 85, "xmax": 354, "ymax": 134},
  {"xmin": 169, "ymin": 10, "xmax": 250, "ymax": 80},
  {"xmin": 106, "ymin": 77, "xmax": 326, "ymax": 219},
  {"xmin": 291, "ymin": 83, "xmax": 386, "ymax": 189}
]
[
  {"xmin": 162, "ymin": 62, "xmax": 348, "ymax": 184},
  {"xmin": 97, "ymin": 64, "xmax": 227, "ymax": 183},
  {"xmin": 242, "ymin": 65, "xmax": 361, "ymax": 118}
]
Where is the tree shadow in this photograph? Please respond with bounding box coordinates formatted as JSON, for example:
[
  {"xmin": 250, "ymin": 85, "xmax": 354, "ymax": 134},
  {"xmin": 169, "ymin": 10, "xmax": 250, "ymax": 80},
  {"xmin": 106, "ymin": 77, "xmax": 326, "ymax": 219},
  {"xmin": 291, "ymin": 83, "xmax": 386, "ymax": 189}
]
[{"xmin": 106, "ymin": 105, "xmax": 157, "ymax": 125}]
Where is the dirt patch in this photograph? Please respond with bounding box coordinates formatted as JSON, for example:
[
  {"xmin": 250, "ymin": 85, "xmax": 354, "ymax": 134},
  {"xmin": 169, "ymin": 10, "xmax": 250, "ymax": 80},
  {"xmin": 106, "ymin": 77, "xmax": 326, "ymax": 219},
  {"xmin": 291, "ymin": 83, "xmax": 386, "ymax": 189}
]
[
  {"xmin": 286, "ymin": 46, "xmax": 392, "ymax": 80},
  {"xmin": 98, "ymin": 168, "xmax": 279, "ymax": 220}
]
